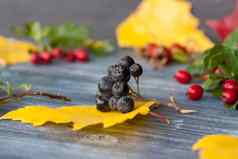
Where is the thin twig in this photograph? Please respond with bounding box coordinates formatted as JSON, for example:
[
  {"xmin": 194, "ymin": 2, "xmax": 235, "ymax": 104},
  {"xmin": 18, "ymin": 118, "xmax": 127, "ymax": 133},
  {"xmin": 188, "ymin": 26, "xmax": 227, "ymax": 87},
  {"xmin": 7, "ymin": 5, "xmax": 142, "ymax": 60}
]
[
  {"xmin": 128, "ymin": 85, "xmax": 144, "ymax": 100},
  {"xmin": 166, "ymin": 96, "xmax": 197, "ymax": 114},
  {"xmin": 135, "ymin": 77, "xmax": 140, "ymax": 95},
  {"xmin": 0, "ymin": 90, "xmax": 71, "ymax": 103},
  {"xmin": 149, "ymin": 112, "xmax": 170, "ymax": 124}
]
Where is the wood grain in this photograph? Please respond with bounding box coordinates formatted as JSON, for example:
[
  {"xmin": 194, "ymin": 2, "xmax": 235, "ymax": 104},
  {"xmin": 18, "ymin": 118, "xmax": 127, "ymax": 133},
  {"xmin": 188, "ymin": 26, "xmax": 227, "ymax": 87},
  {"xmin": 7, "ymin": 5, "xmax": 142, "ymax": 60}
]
[
  {"xmin": 0, "ymin": 52, "xmax": 237, "ymax": 159},
  {"xmin": 0, "ymin": 0, "xmax": 236, "ymax": 158}
]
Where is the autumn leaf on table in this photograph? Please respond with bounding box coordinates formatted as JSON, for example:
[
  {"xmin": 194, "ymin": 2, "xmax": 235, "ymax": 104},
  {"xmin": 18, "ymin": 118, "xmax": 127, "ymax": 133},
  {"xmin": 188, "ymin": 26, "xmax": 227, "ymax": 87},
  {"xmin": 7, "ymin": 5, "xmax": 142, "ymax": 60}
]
[
  {"xmin": 193, "ymin": 134, "xmax": 238, "ymax": 159},
  {"xmin": 207, "ymin": 0, "xmax": 238, "ymax": 40},
  {"xmin": 0, "ymin": 36, "xmax": 36, "ymax": 65},
  {"xmin": 116, "ymin": 0, "xmax": 213, "ymax": 53},
  {"xmin": 0, "ymin": 100, "xmax": 156, "ymax": 130}
]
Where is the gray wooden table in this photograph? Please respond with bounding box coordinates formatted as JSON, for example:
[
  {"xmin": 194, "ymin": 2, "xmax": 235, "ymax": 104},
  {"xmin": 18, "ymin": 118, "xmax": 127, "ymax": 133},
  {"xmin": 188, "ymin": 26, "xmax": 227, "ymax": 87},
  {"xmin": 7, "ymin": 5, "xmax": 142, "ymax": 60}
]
[{"xmin": 0, "ymin": 0, "xmax": 237, "ymax": 159}]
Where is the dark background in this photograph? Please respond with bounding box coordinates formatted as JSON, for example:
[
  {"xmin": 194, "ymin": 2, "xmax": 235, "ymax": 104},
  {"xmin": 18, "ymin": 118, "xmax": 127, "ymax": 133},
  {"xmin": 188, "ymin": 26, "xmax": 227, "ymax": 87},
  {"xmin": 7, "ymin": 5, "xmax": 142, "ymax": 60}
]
[{"xmin": 0, "ymin": 0, "xmax": 234, "ymax": 41}]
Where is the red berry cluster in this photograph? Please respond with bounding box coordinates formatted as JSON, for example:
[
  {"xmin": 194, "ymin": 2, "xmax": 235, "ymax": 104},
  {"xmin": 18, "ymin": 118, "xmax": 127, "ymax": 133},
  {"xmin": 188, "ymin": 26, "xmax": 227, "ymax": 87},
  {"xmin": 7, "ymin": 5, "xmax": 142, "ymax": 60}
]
[
  {"xmin": 139, "ymin": 43, "xmax": 189, "ymax": 69},
  {"xmin": 174, "ymin": 69, "xmax": 203, "ymax": 101},
  {"xmin": 31, "ymin": 48, "xmax": 89, "ymax": 65},
  {"xmin": 175, "ymin": 69, "xmax": 238, "ymax": 105}
]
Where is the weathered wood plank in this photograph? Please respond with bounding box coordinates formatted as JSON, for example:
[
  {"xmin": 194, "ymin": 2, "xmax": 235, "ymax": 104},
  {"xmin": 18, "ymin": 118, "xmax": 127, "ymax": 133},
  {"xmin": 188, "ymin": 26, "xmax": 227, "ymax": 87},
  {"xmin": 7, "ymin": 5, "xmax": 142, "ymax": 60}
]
[{"xmin": 0, "ymin": 52, "xmax": 237, "ymax": 159}]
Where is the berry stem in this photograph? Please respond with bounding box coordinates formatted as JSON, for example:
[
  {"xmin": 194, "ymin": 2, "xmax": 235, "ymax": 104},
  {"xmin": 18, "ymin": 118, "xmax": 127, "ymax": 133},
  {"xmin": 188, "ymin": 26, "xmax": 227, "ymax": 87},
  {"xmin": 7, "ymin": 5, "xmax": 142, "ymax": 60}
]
[
  {"xmin": 0, "ymin": 90, "xmax": 71, "ymax": 103},
  {"xmin": 149, "ymin": 111, "xmax": 170, "ymax": 124},
  {"xmin": 128, "ymin": 86, "xmax": 196, "ymax": 115},
  {"xmin": 166, "ymin": 96, "xmax": 197, "ymax": 114},
  {"xmin": 128, "ymin": 85, "xmax": 143, "ymax": 99},
  {"xmin": 135, "ymin": 77, "xmax": 140, "ymax": 95}
]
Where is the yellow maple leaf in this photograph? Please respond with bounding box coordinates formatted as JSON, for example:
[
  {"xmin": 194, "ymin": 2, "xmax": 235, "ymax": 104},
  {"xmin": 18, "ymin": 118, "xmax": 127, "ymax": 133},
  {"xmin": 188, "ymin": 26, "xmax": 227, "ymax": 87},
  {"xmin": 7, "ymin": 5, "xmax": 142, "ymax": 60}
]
[
  {"xmin": 116, "ymin": 0, "xmax": 213, "ymax": 53},
  {"xmin": 0, "ymin": 100, "xmax": 156, "ymax": 130},
  {"xmin": 193, "ymin": 134, "xmax": 238, "ymax": 159},
  {"xmin": 0, "ymin": 36, "xmax": 36, "ymax": 65}
]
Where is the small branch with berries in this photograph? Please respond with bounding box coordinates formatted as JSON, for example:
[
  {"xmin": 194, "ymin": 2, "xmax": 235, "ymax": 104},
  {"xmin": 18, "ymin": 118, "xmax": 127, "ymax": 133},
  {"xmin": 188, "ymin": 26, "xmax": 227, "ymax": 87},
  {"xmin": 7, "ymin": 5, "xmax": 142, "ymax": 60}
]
[{"xmin": 136, "ymin": 43, "xmax": 191, "ymax": 70}]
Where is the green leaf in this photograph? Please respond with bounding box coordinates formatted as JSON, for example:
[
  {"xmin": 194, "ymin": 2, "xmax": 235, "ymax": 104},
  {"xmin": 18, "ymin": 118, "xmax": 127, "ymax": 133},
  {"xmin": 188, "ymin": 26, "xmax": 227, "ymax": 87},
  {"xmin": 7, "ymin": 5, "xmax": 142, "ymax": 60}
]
[
  {"xmin": 11, "ymin": 21, "xmax": 114, "ymax": 55},
  {"xmin": 17, "ymin": 83, "xmax": 32, "ymax": 91},
  {"xmin": 202, "ymin": 75, "xmax": 223, "ymax": 91},
  {"xmin": 87, "ymin": 40, "xmax": 115, "ymax": 56},
  {"xmin": 187, "ymin": 55, "xmax": 205, "ymax": 76},
  {"xmin": 26, "ymin": 22, "xmax": 42, "ymax": 41},
  {"xmin": 223, "ymin": 29, "xmax": 238, "ymax": 49},
  {"xmin": 203, "ymin": 44, "xmax": 224, "ymax": 70},
  {"xmin": 212, "ymin": 87, "xmax": 222, "ymax": 97},
  {"xmin": 47, "ymin": 22, "xmax": 90, "ymax": 49},
  {"xmin": 172, "ymin": 51, "xmax": 190, "ymax": 63},
  {"xmin": 6, "ymin": 82, "xmax": 13, "ymax": 96}
]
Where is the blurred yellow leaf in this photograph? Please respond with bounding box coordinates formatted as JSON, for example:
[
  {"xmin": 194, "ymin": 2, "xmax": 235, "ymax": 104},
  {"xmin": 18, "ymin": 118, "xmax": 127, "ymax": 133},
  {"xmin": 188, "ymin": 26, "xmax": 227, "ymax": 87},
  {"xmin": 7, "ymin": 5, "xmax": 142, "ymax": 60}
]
[
  {"xmin": 0, "ymin": 100, "xmax": 156, "ymax": 130},
  {"xmin": 0, "ymin": 36, "xmax": 36, "ymax": 65},
  {"xmin": 116, "ymin": 0, "xmax": 213, "ymax": 52},
  {"xmin": 193, "ymin": 134, "xmax": 238, "ymax": 159}
]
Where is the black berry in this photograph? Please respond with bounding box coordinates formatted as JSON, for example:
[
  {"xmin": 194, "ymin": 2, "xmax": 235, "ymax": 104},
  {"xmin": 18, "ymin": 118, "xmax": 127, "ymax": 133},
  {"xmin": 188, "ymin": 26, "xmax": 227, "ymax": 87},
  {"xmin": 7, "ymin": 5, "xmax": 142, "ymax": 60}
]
[
  {"xmin": 117, "ymin": 96, "xmax": 135, "ymax": 113},
  {"xmin": 96, "ymin": 96, "xmax": 111, "ymax": 112},
  {"xmin": 96, "ymin": 91, "xmax": 112, "ymax": 101},
  {"xmin": 98, "ymin": 76, "xmax": 114, "ymax": 93},
  {"xmin": 108, "ymin": 64, "xmax": 130, "ymax": 82},
  {"xmin": 108, "ymin": 96, "xmax": 119, "ymax": 111},
  {"xmin": 112, "ymin": 82, "xmax": 129, "ymax": 97},
  {"xmin": 119, "ymin": 56, "xmax": 135, "ymax": 68},
  {"xmin": 130, "ymin": 63, "xmax": 143, "ymax": 77},
  {"xmin": 125, "ymin": 73, "xmax": 131, "ymax": 82}
]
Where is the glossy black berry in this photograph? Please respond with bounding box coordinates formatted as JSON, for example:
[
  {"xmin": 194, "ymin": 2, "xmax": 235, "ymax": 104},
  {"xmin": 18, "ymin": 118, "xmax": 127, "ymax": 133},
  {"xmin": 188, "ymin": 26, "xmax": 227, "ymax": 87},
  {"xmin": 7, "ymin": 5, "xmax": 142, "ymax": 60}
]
[
  {"xmin": 125, "ymin": 73, "xmax": 131, "ymax": 82},
  {"xmin": 96, "ymin": 90, "xmax": 112, "ymax": 101},
  {"xmin": 96, "ymin": 96, "xmax": 111, "ymax": 112},
  {"xmin": 117, "ymin": 96, "xmax": 135, "ymax": 113},
  {"xmin": 108, "ymin": 96, "xmax": 119, "ymax": 111},
  {"xmin": 98, "ymin": 76, "xmax": 114, "ymax": 93},
  {"xmin": 108, "ymin": 64, "xmax": 130, "ymax": 82},
  {"xmin": 130, "ymin": 63, "xmax": 143, "ymax": 77},
  {"xmin": 112, "ymin": 82, "xmax": 129, "ymax": 97},
  {"xmin": 119, "ymin": 56, "xmax": 135, "ymax": 68}
]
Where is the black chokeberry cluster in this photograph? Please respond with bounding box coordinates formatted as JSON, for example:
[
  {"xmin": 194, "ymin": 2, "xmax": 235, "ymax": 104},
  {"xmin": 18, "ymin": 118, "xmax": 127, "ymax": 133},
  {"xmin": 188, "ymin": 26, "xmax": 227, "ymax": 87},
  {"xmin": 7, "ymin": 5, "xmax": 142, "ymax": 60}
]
[{"xmin": 96, "ymin": 56, "xmax": 143, "ymax": 113}]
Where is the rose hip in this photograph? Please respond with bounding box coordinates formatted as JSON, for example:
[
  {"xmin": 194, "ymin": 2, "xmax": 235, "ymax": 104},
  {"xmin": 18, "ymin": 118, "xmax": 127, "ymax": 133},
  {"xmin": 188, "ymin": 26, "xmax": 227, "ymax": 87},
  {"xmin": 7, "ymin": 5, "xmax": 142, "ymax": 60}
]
[
  {"xmin": 222, "ymin": 90, "xmax": 238, "ymax": 105},
  {"xmin": 222, "ymin": 79, "xmax": 238, "ymax": 92},
  {"xmin": 40, "ymin": 52, "xmax": 53, "ymax": 64},
  {"xmin": 187, "ymin": 84, "xmax": 203, "ymax": 100},
  {"xmin": 51, "ymin": 48, "xmax": 64, "ymax": 59},
  {"xmin": 146, "ymin": 43, "xmax": 159, "ymax": 57},
  {"xmin": 31, "ymin": 53, "xmax": 43, "ymax": 65},
  {"xmin": 174, "ymin": 69, "xmax": 192, "ymax": 84},
  {"xmin": 74, "ymin": 49, "xmax": 89, "ymax": 62},
  {"xmin": 65, "ymin": 51, "xmax": 76, "ymax": 62}
]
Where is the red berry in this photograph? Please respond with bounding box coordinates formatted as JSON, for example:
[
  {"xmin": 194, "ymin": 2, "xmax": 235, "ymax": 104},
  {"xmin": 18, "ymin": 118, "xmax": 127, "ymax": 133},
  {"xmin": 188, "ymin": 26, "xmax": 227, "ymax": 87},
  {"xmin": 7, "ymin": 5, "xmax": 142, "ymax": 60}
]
[
  {"xmin": 65, "ymin": 51, "xmax": 76, "ymax": 62},
  {"xmin": 40, "ymin": 52, "xmax": 52, "ymax": 64},
  {"xmin": 174, "ymin": 69, "xmax": 192, "ymax": 84},
  {"xmin": 146, "ymin": 44, "xmax": 172, "ymax": 65},
  {"xmin": 31, "ymin": 53, "xmax": 43, "ymax": 65},
  {"xmin": 146, "ymin": 43, "xmax": 159, "ymax": 57},
  {"xmin": 171, "ymin": 43, "xmax": 188, "ymax": 53},
  {"xmin": 74, "ymin": 49, "xmax": 89, "ymax": 62},
  {"xmin": 222, "ymin": 90, "xmax": 238, "ymax": 105},
  {"xmin": 222, "ymin": 79, "xmax": 238, "ymax": 92},
  {"xmin": 51, "ymin": 48, "xmax": 64, "ymax": 59},
  {"xmin": 163, "ymin": 47, "xmax": 172, "ymax": 64},
  {"xmin": 187, "ymin": 84, "xmax": 203, "ymax": 100}
]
